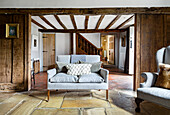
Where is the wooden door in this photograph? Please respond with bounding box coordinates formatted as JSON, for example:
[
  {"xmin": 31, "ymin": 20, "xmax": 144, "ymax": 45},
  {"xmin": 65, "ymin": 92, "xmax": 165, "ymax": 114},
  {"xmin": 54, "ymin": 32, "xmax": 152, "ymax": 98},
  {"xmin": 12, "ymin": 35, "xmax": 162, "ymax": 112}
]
[{"xmin": 43, "ymin": 34, "xmax": 55, "ymax": 71}]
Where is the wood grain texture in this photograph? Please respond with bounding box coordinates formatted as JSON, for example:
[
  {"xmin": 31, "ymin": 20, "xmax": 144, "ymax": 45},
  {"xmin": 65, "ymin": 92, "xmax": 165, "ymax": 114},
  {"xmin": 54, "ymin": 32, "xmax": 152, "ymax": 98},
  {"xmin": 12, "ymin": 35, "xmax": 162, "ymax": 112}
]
[
  {"xmin": 95, "ymin": 15, "xmax": 104, "ymax": 30},
  {"xmin": 31, "ymin": 18, "xmax": 47, "ymax": 29},
  {"xmin": 54, "ymin": 15, "xmax": 67, "ymax": 30},
  {"xmin": 85, "ymin": 15, "xmax": 89, "ymax": 30},
  {"xmin": 39, "ymin": 16, "xmax": 57, "ymax": 29},
  {"xmin": 70, "ymin": 15, "xmax": 77, "ymax": 30},
  {"xmin": 0, "ymin": 8, "xmax": 170, "ymax": 15},
  {"xmin": 164, "ymin": 15, "xmax": 170, "ymax": 45},
  {"xmin": 105, "ymin": 15, "xmax": 121, "ymax": 29}
]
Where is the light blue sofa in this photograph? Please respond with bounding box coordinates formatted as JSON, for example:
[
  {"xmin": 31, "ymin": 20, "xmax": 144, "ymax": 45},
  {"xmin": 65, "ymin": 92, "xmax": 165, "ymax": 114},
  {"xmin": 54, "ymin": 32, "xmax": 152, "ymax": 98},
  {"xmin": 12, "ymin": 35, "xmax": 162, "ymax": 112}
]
[
  {"xmin": 47, "ymin": 55, "xmax": 109, "ymax": 101},
  {"xmin": 135, "ymin": 45, "xmax": 170, "ymax": 112}
]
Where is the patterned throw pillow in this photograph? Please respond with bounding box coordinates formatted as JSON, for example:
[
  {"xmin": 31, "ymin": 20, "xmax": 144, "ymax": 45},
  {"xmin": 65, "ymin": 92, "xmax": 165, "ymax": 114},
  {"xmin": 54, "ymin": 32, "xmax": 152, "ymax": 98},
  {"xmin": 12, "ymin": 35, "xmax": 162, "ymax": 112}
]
[
  {"xmin": 66, "ymin": 64, "xmax": 92, "ymax": 75},
  {"xmin": 80, "ymin": 61, "xmax": 102, "ymax": 72},
  {"xmin": 155, "ymin": 63, "xmax": 170, "ymax": 89}
]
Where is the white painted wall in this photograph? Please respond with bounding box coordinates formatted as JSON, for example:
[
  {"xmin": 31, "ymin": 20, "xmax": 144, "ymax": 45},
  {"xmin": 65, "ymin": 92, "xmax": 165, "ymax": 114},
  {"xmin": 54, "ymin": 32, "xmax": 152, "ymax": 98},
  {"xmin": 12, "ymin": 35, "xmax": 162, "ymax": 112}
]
[
  {"xmin": 129, "ymin": 26, "xmax": 134, "ymax": 74},
  {"xmin": 80, "ymin": 33, "xmax": 101, "ymax": 48},
  {"xmin": 55, "ymin": 33, "xmax": 70, "ymax": 61},
  {"xmin": 119, "ymin": 31, "xmax": 127, "ymax": 70},
  {"xmin": 31, "ymin": 24, "xmax": 40, "ymax": 68},
  {"xmin": 0, "ymin": 0, "xmax": 169, "ymax": 8}
]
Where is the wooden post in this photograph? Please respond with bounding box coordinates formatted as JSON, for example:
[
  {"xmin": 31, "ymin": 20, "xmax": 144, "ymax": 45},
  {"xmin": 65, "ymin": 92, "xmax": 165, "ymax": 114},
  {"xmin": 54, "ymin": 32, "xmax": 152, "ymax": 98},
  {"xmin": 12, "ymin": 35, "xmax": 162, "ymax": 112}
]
[
  {"xmin": 47, "ymin": 90, "xmax": 50, "ymax": 102},
  {"xmin": 106, "ymin": 90, "xmax": 108, "ymax": 100}
]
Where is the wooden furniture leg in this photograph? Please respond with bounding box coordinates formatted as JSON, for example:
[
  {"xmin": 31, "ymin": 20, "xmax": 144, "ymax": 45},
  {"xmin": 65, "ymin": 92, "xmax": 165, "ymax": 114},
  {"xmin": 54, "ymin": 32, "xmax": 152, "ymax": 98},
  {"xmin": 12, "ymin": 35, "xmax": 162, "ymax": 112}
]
[
  {"xmin": 135, "ymin": 98, "xmax": 143, "ymax": 112},
  {"xmin": 47, "ymin": 90, "xmax": 50, "ymax": 102},
  {"xmin": 106, "ymin": 90, "xmax": 108, "ymax": 100}
]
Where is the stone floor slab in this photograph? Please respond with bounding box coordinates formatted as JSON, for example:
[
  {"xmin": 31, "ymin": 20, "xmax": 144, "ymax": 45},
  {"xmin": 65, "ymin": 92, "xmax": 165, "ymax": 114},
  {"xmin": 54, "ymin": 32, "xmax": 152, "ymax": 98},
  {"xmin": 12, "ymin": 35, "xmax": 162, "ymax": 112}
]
[
  {"xmin": 32, "ymin": 108, "xmax": 80, "ymax": 115},
  {"xmin": 62, "ymin": 98, "xmax": 110, "ymax": 108},
  {"xmin": 38, "ymin": 96, "xmax": 64, "ymax": 108},
  {"xmin": 106, "ymin": 107, "xmax": 132, "ymax": 115},
  {"xmin": 83, "ymin": 108, "xmax": 105, "ymax": 115},
  {"xmin": 11, "ymin": 100, "xmax": 41, "ymax": 115}
]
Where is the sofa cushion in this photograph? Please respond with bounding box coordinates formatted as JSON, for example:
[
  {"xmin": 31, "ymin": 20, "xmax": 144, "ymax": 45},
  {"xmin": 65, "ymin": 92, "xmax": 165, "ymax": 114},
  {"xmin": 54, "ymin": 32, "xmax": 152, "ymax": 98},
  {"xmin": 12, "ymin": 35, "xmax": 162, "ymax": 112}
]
[
  {"xmin": 57, "ymin": 55, "xmax": 70, "ymax": 63},
  {"xmin": 137, "ymin": 87, "xmax": 170, "ymax": 108},
  {"xmin": 56, "ymin": 62, "xmax": 68, "ymax": 73},
  {"xmin": 155, "ymin": 63, "xmax": 170, "ymax": 89},
  {"xmin": 50, "ymin": 73, "xmax": 78, "ymax": 83},
  {"xmin": 71, "ymin": 55, "xmax": 86, "ymax": 63},
  {"xmin": 66, "ymin": 64, "xmax": 92, "ymax": 75},
  {"xmin": 79, "ymin": 73, "xmax": 104, "ymax": 83},
  {"xmin": 80, "ymin": 61, "xmax": 102, "ymax": 73}
]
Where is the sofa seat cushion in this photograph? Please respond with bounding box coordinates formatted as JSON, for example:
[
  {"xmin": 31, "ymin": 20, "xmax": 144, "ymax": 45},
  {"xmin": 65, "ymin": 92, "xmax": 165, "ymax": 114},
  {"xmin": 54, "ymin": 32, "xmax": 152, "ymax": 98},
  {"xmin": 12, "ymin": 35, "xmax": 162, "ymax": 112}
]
[
  {"xmin": 50, "ymin": 73, "xmax": 78, "ymax": 83},
  {"xmin": 137, "ymin": 87, "xmax": 170, "ymax": 100},
  {"xmin": 79, "ymin": 73, "xmax": 104, "ymax": 83}
]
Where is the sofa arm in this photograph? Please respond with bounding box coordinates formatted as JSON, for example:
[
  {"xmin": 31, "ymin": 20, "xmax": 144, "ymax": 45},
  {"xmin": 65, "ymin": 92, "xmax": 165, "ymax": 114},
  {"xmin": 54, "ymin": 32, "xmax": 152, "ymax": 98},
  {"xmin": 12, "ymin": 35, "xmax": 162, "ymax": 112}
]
[
  {"xmin": 100, "ymin": 68, "xmax": 109, "ymax": 83},
  {"xmin": 47, "ymin": 68, "xmax": 56, "ymax": 80},
  {"xmin": 140, "ymin": 72, "xmax": 158, "ymax": 88}
]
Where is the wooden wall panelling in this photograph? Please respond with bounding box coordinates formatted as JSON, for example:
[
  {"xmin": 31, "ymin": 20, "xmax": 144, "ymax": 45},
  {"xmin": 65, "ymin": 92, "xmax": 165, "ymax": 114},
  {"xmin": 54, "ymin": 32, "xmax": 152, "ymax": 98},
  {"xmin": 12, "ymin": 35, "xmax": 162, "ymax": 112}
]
[
  {"xmin": 0, "ymin": 15, "xmax": 12, "ymax": 83},
  {"xmin": 70, "ymin": 33, "xmax": 73, "ymax": 54},
  {"xmin": 165, "ymin": 15, "xmax": 170, "ymax": 45},
  {"xmin": 12, "ymin": 15, "xmax": 24, "ymax": 84}
]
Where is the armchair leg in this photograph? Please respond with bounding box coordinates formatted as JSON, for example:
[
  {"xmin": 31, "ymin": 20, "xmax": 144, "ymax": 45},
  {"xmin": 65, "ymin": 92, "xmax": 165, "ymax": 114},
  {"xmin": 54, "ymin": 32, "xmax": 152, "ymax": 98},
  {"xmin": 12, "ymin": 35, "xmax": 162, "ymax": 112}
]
[
  {"xmin": 47, "ymin": 90, "xmax": 50, "ymax": 102},
  {"xmin": 135, "ymin": 98, "xmax": 143, "ymax": 112},
  {"xmin": 106, "ymin": 90, "xmax": 108, "ymax": 100}
]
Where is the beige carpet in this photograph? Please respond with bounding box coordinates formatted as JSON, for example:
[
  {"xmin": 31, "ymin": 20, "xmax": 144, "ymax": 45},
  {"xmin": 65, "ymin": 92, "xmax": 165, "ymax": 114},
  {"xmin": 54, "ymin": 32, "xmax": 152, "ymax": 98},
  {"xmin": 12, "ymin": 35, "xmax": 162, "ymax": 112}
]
[{"xmin": 0, "ymin": 89, "xmax": 169, "ymax": 115}]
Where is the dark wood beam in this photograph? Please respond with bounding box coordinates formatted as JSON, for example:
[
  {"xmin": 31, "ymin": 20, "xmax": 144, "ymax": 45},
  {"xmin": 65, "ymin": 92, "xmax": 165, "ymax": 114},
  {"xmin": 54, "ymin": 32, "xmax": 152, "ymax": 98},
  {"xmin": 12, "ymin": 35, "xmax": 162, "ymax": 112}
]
[
  {"xmin": 85, "ymin": 15, "xmax": 89, "ymax": 30},
  {"xmin": 38, "ymin": 29, "xmax": 125, "ymax": 33},
  {"xmin": 1, "ymin": 8, "xmax": 170, "ymax": 15},
  {"xmin": 95, "ymin": 15, "xmax": 105, "ymax": 30},
  {"xmin": 54, "ymin": 15, "xmax": 67, "ymax": 29},
  {"xmin": 39, "ymin": 16, "xmax": 57, "ymax": 29},
  {"xmin": 31, "ymin": 18, "xmax": 47, "ymax": 29},
  {"xmin": 70, "ymin": 15, "xmax": 77, "ymax": 30},
  {"xmin": 116, "ymin": 15, "xmax": 134, "ymax": 29},
  {"xmin": 105, "ymin": 15, "xmax": 121, "ymax": 29}
]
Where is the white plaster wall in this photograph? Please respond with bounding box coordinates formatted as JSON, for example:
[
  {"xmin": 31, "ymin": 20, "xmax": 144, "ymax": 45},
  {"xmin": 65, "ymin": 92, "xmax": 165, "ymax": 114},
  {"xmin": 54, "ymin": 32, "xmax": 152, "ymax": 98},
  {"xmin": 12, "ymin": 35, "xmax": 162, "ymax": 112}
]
[
  {"xmin": 31, "ymin": 24, "xmax": 40, "ymax": 68},
  {"xmin": 0, "ymin": 0, "xmax": 169, "ymax": 8},
  {"xmin": 55, "ymin": 33, "xmax": 70, "ymax": 61},
  {"xmin": 80, "ymin": 33, "xmax": 101, "ymax": 48},
  {"xmin": 119, "ymin": 31, "xmax": 127, "ymax": 70}
]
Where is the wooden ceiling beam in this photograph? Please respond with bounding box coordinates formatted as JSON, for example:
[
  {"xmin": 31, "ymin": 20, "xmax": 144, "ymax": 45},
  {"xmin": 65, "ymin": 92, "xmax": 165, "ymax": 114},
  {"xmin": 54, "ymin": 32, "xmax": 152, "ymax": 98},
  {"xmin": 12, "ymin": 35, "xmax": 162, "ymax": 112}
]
[
  {"xmin": 0, "ymin": 8, "xmax": 170, "ymax": 15},
  {"xmin": 39, "ymin": 16, "xmax": 57, "ymax": 29},
  {"xmin": 105, "ymin": 15, "xmax": 121, "ymax": 29},
  {"xmin": 116, "ymin": 15, "xmax": 134, "ymax": 29},
  {"xmin": 95, "ymin": 15, "xmax": 105, "ymax": 30},
  {"xmin": 54, "ymin": 15, "xmax": 67, "ymax": 29},
  {"xmin": 70, "ymin": 15, "xmax": 77, "ymax": 30},
  {"xmin": 31, "ymin": 18, "xmax": 47, "ymax": 29},
  {"xmin": 38, "ymin": 29, "xmax": 126, "ymax": 33},
  {"xmin": 85, "ymin": 15, "xmax": 89, "ymax": 30}
]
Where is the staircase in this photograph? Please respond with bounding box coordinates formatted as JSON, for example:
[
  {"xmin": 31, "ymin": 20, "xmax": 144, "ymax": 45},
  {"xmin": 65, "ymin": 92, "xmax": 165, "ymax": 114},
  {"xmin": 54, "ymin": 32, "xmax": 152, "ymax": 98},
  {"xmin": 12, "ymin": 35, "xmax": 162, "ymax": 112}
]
[{"xmin": 76, "ymin": 33, "xmax": 102, "ymax": 56}]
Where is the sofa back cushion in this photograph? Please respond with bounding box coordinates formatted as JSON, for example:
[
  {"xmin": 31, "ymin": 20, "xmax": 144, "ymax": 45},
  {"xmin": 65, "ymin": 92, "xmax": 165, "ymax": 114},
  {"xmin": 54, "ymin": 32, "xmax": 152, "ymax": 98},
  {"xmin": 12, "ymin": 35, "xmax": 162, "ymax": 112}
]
[
  {"xmin": 66, "ymin": 64, "xmax": 92, "ymax": 75},
  {"xmin": 80, "ymin": 61, "xmax": 102, "ymax": 73},
  {"xmin": 164, "ymin": 46, "xmax": 170, "ymax": 65},
  {"xmin": 57, "ymin": 55, "xmax": 70, "ymax": 63}
]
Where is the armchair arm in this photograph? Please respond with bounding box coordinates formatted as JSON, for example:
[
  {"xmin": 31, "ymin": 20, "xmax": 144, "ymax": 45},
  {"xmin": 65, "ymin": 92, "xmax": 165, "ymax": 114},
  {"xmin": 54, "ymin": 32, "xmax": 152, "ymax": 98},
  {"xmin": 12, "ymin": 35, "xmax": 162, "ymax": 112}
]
[
  {"xmin": 140, "ymin": 72, "xmax": 158, "ymax": 88},
  {"xmin": 100, "ymin": 68, "xmax": 109, "ymax": 83},
  {"xmin": 47, "ymin": 68, "xmax": 56, "ymax": 81}
]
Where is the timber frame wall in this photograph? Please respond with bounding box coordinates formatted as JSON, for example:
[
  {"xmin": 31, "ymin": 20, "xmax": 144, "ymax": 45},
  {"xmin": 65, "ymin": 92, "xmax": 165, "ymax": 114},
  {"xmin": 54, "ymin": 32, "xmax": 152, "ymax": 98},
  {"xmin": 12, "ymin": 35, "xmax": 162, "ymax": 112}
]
[{"xmin": 0, "ymin": 8, "xmax": 169, "ymax": 91}]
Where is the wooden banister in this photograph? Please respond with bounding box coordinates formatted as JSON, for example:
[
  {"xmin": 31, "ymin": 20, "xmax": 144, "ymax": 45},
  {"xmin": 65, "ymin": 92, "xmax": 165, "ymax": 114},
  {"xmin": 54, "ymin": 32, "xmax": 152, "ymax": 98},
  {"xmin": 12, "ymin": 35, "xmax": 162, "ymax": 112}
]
[{"xmin": 76, "ymin": 33, "xmax": 102, "ymax": 56}]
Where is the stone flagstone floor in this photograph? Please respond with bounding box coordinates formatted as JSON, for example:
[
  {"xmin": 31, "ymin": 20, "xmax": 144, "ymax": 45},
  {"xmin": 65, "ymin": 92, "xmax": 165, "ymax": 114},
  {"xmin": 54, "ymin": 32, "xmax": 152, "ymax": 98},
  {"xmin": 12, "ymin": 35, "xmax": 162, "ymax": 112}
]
[{"xmin": 0, "ymin": 89, "xmax": 170, "ymax": 115}]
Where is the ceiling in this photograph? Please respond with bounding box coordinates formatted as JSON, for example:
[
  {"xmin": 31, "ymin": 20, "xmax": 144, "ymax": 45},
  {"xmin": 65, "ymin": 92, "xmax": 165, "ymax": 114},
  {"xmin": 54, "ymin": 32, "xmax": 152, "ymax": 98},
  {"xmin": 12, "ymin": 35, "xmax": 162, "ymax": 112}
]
[{"xmin": 31, "ymin": 14, "xmax": 134, "ymax": 31}]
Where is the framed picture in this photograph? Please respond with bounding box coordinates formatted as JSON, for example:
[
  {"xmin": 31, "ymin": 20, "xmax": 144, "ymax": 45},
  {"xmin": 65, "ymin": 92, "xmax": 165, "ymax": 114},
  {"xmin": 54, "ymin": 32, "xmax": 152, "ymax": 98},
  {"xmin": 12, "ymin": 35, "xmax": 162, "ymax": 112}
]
[
  {"xmin": 121, "ymin": 36, "xmax": 126, "ymax": 47},
  {"xmin": 6, "ymin": 23, "xmax": 19, "ymax": 38},
  {"xmin": 32, "ymin": 35, "xmax": 38, "ymax": 51}
]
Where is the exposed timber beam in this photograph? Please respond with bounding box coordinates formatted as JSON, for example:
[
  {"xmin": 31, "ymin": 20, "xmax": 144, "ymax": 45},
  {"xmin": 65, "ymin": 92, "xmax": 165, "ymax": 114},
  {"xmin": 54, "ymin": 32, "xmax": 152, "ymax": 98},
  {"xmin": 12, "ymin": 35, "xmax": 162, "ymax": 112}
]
[
  {"xmin": 95, "ymin": 15, "xmax": 105, "ymax": 30},
  {"xmin": 38, "ymin": 29, "xmax": 125, "ymax": 33},
  {"xmin": 116, "ymin": 15, "xmax": 134, "ymax": 29},
  {"xmin": 54, "ymin": 15, "xmax": 67, "ymax": 29},
  {"xmin": 0, "ymin": 8, "xmax": 170, "ymax": 15},
  {"xmin": 105, "ymin": 15, "xmax": 121, "ymax": 29},
  {"xmin": 31, "ymin": 18, "xmax": 47, "ymax": 29},
  {"xmin": 85, "ymin": 15, "xmax": 89, "ymax": 30},
  {"xmin": 70, "ymin": 15, "xmax": 77, "ymax": 30},
  {"xmin": 39, "ymin": 16, "xmax": 57, "ymax": 29}
]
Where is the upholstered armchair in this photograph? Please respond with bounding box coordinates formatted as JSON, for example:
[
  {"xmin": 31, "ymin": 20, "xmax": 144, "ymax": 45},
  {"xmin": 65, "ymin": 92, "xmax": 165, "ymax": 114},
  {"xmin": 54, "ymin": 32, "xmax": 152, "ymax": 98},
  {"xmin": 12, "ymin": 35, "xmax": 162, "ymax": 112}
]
[{"xmin": 135, "ymin": 45, "xmax": 170, "ymax": 112}]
